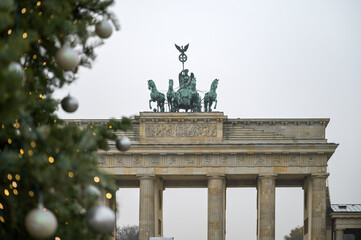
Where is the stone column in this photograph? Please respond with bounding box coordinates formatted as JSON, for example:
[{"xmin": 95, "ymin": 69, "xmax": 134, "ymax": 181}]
[
  {"xmin": 208, "ymin": 175, "xmax": 226, "ymax": 240},
  {"xmin": 257, "ymin": 174, "xmax": 276, "ymax": 240},
  {"xmin": 139, "ymin": 175, "xmax": 155, "ymax": 240},
  {"xmin": 335, "ymin": 228, "xmax": 344, "ymax": 240},
  {"xmin": 311, "ymin": 174, "xmax": 328, "ymax": 240}
]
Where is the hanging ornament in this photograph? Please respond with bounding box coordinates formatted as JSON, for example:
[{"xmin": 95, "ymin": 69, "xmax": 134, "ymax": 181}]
[
  {"xmin": 86, "ymin": 205, "xmax": 115, "ymax": 234},
  {"xmin": 25, "ymin": 204, "xmax": 58, "ymax": 239},
  {"xmin": 95, "ymin": 21, "xmax": 113, "ymax": 39},
  {"xmin": 61, "ymin": 95, "xmax": 78, "ymax": 113},
  {"xmin": 115, "ymin": 136, "xmax": 131, "ymax": 152},
  {"xmin": 55, "ymin": 47, "xmax": 79, "ymax": 70},
  {"xmin": 8, "ymin": 62, "xmax": 26, "ymax": 81},
  {"xmin": 84, "ymin": 185, "xmax": 101, "ymax": 207}
]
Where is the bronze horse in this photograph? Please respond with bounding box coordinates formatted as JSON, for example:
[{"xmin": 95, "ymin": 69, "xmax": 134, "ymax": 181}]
[
  {"xmin": 148, "ymin": 79, "xmax": 165, "ymax": 112},
  {"xmin": 204, "ymin": 79, "xmax": 219, "ymax": 112}
]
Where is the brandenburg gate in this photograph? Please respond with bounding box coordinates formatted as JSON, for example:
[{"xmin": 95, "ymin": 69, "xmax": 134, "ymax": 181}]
[{"xmin": 85, "ymin": 111, "xmax": 337, "ymax": 240}]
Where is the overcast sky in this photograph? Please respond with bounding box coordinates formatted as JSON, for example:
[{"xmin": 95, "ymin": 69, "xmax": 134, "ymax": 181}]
[{"xmin": 55, "ymin": 0, "xmax": 361, "ymax": 239}]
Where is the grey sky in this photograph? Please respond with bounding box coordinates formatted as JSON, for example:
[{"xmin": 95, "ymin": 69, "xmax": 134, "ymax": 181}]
[{"xmin": 55, "ymin": 0, "xmax": 361, "ymax": 239}]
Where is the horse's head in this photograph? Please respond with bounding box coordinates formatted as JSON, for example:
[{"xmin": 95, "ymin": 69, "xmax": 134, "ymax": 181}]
[
  {"xmin": 211, "ymin": 79, "xmax": 219, "ymax": 90},
  {"xmin": 148, "ymin": 80, "xmax": 154, "ymax": 90},
  {"xmin": 168, "ymin": 79, "xmax": 173, "ymax": 88},
  {"xmin": 191, "ymin": 78, "xmax": 197, "ymax": 87}
]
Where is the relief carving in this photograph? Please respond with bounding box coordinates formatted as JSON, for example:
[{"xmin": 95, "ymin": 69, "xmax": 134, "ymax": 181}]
[
  {"xmin": 272, "ymin": 156, "xmax": 282, "ymax": 165},
  {"xmin": 167, "ymin": 155, "xmax": 177, "ymax": 166},
  {"xmin": 236, "ymin": 155, "xmax": 246, "ymax": 166},
  {"xmin": 145, "ymin": 123, "xmax": 217, "ymax": 138},
  {"xmin": 288, "ymin": 155, "xmax": 299, "ymax": 166},
  {"xmin": 98, "ymin": 156, "xmax": 107, "ymax": 165}
]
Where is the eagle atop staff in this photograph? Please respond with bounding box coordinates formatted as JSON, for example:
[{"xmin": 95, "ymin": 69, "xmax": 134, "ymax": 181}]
[{"xmin": 175, "ymin": 43, "xmax": 189, "ymax": 54}]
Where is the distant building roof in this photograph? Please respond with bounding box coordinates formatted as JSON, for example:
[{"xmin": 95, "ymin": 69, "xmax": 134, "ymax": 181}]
[{"xmin": 331, "ymin": 204, "xmax": 361, "ymax": 213}]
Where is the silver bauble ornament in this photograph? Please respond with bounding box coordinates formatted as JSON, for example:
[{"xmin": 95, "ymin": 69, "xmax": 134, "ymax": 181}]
[
  {"xmin": 8, "ymin": 62, "xmax": 26, "ymax": 81},
  {"xmin": 85, "ymin": 185, "xmax": 101, "ymax": 199},
  {"xmin": 95, "ymin": 21, "xmax": 113, "ymax": 39},
  {"xmin": 86, "ymin": 205, "xmax": 115, "ymax": 234},
  {"xmin": 85, "ymin": 185, "xmax": 101, "ymax": 206},
  {"xmin": 61, "ymin": 95, "xmax": 78, "ymax": 113},
  {"xmin": 116, "ymin": 136, "xmax": 131, "ymax": 152},
  {"xmin": 25, "ymin": 205, "xmax": 58, "ymax": 239},
  {"xmin": 55, "ymin": 47, "xmax": 79, "ymax": 70}
]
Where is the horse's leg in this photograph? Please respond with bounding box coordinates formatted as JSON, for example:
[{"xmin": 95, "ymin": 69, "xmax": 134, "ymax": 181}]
[
  {"xmin": 161, "ymin": 100, "xmax": 165, "ymax": 112},
  {"xmin": 214, "ymin": 99, "xmax": 217, "ymax": 109},
  {"xmin": 149, "ymin": 99, "xmax": 152, "ymax": 109}
]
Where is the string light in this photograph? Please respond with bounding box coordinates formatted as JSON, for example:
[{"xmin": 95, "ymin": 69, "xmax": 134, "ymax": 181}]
[
  {"xmin": 4, "ymin": 189, "xmax": 9, "ymax": 196},
  {"xmin": 13, "ymin": 189, "xmax": 18, "ymax": 195},
  {"xmin": 15, "ymin": 174, "xmax": 20, "ymax": 181},
  {"xmin": 68, "ymin": 171, "xmax": 74, "ymax": 178},
  {"xmin": 106, "ymin": 193, "xmax": 112, "ymax": 199},
  {"xmin": 31, "ymin": 141, "xmax": 36, "ymax": 148},
  {"xmin": 0, "ymin": 203, "xmax": 3, "ymax": 209},
  {"xmin": 33, "ymin": 54, "xmax": 37, "ymax": 60},
  {"xmin": 39, "ymin": 94, "xmax": 44, "ymax": 99},
  {"xmin": 36, "ymin": 1, "xmax": 41, "ymax": 6},
  {"xmin": 7, "ymin": 138, "xmax": 12, "ymax": 144},
  {"xmin": 43, "ymin": 62, "xmax": 46, "ymax": 66},
  {"xmin": 7, "ymin": 174, "xmax": 12, "ymax": 180},
  {"xmin": 22, "ymin": 32, "xmax": 28, "ymax": 39},
  {"xmin": 92, "ymin": 132, "xmax": 96, "ymax": 136},
  {"xmin": 39, "ymin": 12, "xmax": 43, "ymax": 16},
  {"xmin": 48, "ymin": 156, "xmax": 54, "ymax": 163},
  {"xmin": 21, "ymin": 8, "xmax": 26, "ymax": 14},
  {"xmin": 1, "ymin": 124, "xmax": 4, "ymax": 129},
  {"xmin": 108, "ymin": 125, "xmax": 112, "ymax": 129},
  {"xmin": 12, "ymin": 181, "xmax": 17, "ymax": 188},
  {"xmin": 93, "ymin": 176, "xmax": 100, "ymax": 183},
  {"xmin": 29, "ymin": 191, "xmax": 34, "ymax": 197},
  {"xmin": 0, "ymin": 216, "xmax": 4, "ymax": 223},
  {"xmin": 20, "ymin": 149, "xmax": 24, "ymax": 155},
  {"xmin": 7, "ymin": 29, "xmax": 12, "ymax": 35},
  {"xmin": 28, "ymin": 150, "xmax": 33, "ymax": 156},
  {"xmin": 37, "ymin": 39, "xmax": 42, "ymax": 44},
  {"xmin": 13, "ymin": 121, "xmax": 20, "ymax": 128}
]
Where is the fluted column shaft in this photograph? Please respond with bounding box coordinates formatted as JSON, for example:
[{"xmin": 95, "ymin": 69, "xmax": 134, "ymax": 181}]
[
  {"xmin": 208, "ymin": 175, "xmax": 226, "ymax": 240},
  {"xmin": 257, "ymin": 174, "xmax": 276, "ymax": 240},
  {"xmin": 139, "ymin": 175, "xmax": 155, "ymax": 240},
  {"xmin": 311, "ymin": 174, "xmax": 328, "ymax": 240}
]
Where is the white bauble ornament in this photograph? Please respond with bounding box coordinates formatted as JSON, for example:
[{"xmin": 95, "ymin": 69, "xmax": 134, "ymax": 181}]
[
  {"xmin": 8, "ymin": 62, "xmax": 26, "ymax": 81},
  {"xmin": 115, "ymin": 136, "xmax": 131, "ymax": 152},
  {"xmin": 86, "ymin": 205, "xmax": 115, "ymax": 234},
  {"xmin": 61, "ymin": 95, "xmax": 78, "ymax": 113},
  {"xmin": 95, "ymin": 21, "xmax": 113, "ymax": 39},
  {"xmin": 55, "ymin": 47, "xmax": 79, "ymax": 70},
  {"xmin": 25, "ymin": 205, "xmax": 58, "ymax": 239}
]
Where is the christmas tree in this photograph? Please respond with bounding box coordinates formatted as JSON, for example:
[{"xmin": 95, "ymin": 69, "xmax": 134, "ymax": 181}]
[{"xmin": 0, "ymin": 0, "xmax": 131, "ymax": 239}]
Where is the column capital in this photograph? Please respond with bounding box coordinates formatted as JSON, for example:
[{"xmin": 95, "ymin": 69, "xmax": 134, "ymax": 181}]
[
  {"xmin": 207, "ymin": 174, "xmax": 225, "ymax": 180},
  {"xmin": 258, "ymin": 173, "xmax": 277, "ymax": 179},
  {"xmin": 311, "ymin": 173, "xmax": 329, "ymax": 179},
  {"xmin": 137, "ymin": 174, "xmax": 156, "ymax": 180}
]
